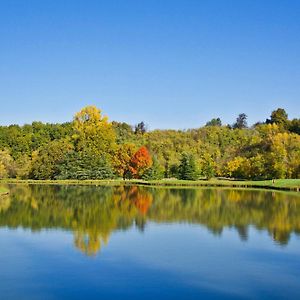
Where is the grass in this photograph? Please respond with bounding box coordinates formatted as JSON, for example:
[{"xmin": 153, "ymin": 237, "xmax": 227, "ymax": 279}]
[
  {"xmin": 1, "ymin": 178, "xmax": 299, "ymax": 192},
  {"xmin": 0, "ymin": 186, "xmax": 9, "ymax": 195},
  {"xmin": 146, "ymin": 178, "xmax": 300, "ymax": 188}
]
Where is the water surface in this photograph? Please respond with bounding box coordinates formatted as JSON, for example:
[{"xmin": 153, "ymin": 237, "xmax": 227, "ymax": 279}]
[{"xmin": 0, "ymin": 185, "xmax": 300, "ymax": 299}]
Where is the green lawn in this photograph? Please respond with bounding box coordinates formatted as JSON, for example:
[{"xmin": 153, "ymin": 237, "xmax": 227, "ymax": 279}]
[
  {"xmin": 147, "ymin": 178, "xmax": 300, "ymax": 188},
  {"xmin": 134, "ymin": 178, "xmax": 300, "ymax": 191},
  {"xmin": 1, "ymin": 178, "xmax": 300, "ymax": 191}
]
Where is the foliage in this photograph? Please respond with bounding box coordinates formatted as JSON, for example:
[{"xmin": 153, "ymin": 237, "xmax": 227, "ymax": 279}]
[
  {"xmin": 178, "ymin": 153, "xmax": 199, "ymax": 180},
  {"xmin": 129, "ymin": 146, "xmax": 153, "ymax": 178},
  {"xmin": 29, "ymin": 140, "xmax": 73, "ymax": 179},
  {"xmin": 267, "ymin": 108, "xmax": 289, "ymax": 128},
  {"xmin": 0, "ymin": 105, "xmax": 299, "ymax": 181},
  {"xmin": 134, "ymin": 121, "xmax": 147, "ymax": 135},
  {"xmin": 233, "ymin": 113, "xmax": 248, "ymax": 129},
  {"xmin": 0, "ymin": 149, "xmax": 15, "ymax": 178},
  {"xmin": 112, "ymin": 143, "xmax": 137, "ymax": 179},
  {"xmin": 0, "ymin": 162, "xmax": 8, "ymax": 179},
  {"xmin": 57, "ymin": 151, "xmax": 115, "ymax": 180},
  {"xmin": 142, "ymin": 156, "xmax": 164, "ymax": 180},
  {"xmin": 206, "ymin": 118, "xmax": 222, "ymax": 127},
  {"xmin": 73, "ymin": 105, "xmax": 116, "ymax": 156},
  {"xmin": 112, "ymin": 121, "xmax": 134, "ymax": 143},
  {"xmin": 289, "ymin": 118, "xmax": 300, "ymax": 135},
  {"xmin": 200, "ymin": 153, "xmax": 216, "ymax": 179}
]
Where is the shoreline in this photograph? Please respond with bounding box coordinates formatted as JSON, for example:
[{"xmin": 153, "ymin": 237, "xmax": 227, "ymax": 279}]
[{"xmin": 1, "ymin": 178, "xmax": 300, "ymax": 192}]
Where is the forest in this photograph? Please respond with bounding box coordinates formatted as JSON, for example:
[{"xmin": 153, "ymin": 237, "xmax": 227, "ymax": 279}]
[{"xmin": 0, "ymin": 106, "xmax": 299, "ymax": 180}]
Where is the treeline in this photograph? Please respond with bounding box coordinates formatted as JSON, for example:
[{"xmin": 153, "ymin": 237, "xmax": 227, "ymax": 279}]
[{"xmin": 0, "ymin": 106, "xmax": 299, "ymax": 180}]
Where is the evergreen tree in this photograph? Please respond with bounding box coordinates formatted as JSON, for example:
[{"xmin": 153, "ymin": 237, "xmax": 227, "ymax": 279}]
[
  {"xmin": 142, "ymin": 157, "xmax": 164, "ymax": 180},
  {"xmin": 178, "ymin": 153, "xmax": 198, "ymax": 180},
  {"xmin": 57, "ymin": 151, "xmax": 115, "ymax": 180}
]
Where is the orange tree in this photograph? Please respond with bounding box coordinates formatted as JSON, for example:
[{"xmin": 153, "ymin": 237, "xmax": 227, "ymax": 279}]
[
  {"xmin": 129, "ymin": 146, "xmax": 152, "ymax": 178},
  {"xmin": 112, "ymin": 143, "xmax": 137, "ymax": 179}
]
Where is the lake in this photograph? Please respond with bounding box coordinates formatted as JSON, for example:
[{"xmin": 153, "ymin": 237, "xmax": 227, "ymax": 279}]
[{"xmin": 0, "ymin": 184, "xmax": 300, "ymax": 299}]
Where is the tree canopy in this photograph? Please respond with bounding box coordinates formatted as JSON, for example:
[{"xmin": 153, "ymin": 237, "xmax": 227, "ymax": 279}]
[{"xmin": 0, "ymin": 106, "xmax": 299, "ymax": 180}]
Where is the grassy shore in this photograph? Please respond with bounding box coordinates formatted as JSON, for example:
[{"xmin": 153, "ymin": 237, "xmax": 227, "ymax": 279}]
[{"xmin": 1, "ymin": 178, "xmax": 300, "ymax": 192}]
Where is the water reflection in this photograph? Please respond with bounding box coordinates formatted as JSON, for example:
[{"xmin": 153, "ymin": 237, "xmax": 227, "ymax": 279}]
[{"xmin": 0, "ymin": 185, "xmax": 300, "ymax": 255}]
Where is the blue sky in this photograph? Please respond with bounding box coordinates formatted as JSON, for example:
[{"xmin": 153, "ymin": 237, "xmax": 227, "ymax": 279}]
[{"xmin": 0, "ymin": 0, "xmax": 299, "ymax": 129}]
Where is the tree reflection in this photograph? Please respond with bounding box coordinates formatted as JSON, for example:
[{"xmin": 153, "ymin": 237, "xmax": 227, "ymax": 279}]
[{"xmin": 0, "ymin": 184, "xmax": 300, "ymax": 255}]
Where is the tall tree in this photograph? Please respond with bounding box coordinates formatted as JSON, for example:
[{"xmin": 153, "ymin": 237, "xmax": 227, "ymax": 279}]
[
  {"xmin": 134, "ymin": 121, "xmax": 147, "ymax": 135},
  {"xmin": 73, "ymin": 106, "xmax": 116, "ymax": 156},
  {"xmin": 267, "ymin": 108, "xmax": 288, "ymax": 128},
  {"xmin": 233, "ymin": 113, "xmax": 248, "ymax": 129}
]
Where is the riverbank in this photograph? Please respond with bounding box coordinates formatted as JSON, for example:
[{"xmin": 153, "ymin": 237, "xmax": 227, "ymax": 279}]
[{"xmin": 1, "ymin": 178, "xmax": 300, "ymax": 192}]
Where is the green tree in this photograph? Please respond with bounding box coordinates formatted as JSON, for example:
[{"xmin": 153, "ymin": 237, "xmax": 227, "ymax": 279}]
[
  {"xmin": 289, "ymin": 118, "xmax": 300, "ymax": 135},
  {"xmin": 267, "ymin": 108, "xmax": 288, "ymax": 128},
  {"xmin": 142, "ymin": 156, "xmax": 164, "ymax": 180},
  {"xmin": 233, "ymin": 113, "xmax": 248, "ymax": 129},
  {"xmin": 112, "ymin": 121, "xmax": 134, "ymax": 143},
  {"xmin": 178, "ymin": 153, "xmax": 198, "ymax": 180},
  {"xmin": 205, "ymin": 118, "xmax": 222, "ymax": 127},
  {"xmin": 57, "ymin": 151, "xmax": 115, "ymax": 180},
  {"xmin": 29, "ymin": 139, "xmax": 73, "ymax": 179}
]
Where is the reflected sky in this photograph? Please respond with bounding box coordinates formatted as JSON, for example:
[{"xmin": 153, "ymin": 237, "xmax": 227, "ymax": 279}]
[{"xmin": 0, "ymin": 185, "xmax": 300, "ymax": 299}]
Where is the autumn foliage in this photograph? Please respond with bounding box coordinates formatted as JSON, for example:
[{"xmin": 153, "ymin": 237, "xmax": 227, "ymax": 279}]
[
  {"xmin": 129, "ymin": 146, "xmax": 152, "ymax": 178},
  {"xmin": 0, "ymin": 105, "xmax": 299, "ymax": 181}
]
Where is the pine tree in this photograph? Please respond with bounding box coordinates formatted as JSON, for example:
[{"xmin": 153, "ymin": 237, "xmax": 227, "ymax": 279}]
[{"xmin": 178, "ymin": 153, "xmax": 198, "ymax": 180}]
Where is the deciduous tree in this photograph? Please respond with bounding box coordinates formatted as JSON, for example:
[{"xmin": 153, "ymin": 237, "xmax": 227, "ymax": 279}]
[
  {"xmin": 73, "ymin": 106, "xmax": 116, "ymax": 156},
  {"xmin": 129, "ymin": 146, "xmax": 152, "ymax": 178}
]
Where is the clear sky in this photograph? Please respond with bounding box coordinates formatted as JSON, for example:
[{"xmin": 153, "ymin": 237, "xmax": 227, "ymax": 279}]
[{"xmin": 0, "ymin": 0, "xmax": 299, "ymax": 129}]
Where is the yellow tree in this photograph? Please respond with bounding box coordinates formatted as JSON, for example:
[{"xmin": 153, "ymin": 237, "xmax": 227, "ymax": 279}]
[
  {"xmin": 73, "ymin": 106, "xmax": 116, "ymax": 156},
  {"xmin": 225, "ymin": 156, "xmax": 249, "ymax": 178},
  {"xmin": 267, "ymin": 132, "xmax": 300, "ymax": 178},
  {"xmin": 0, "ymin": 149, "xmax": 14, "ymax": 178}
]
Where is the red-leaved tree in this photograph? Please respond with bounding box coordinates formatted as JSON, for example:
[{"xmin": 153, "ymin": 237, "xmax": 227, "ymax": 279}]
[{"xmin": 129, "ymin": 146, "xmax": 152, "ymax": 178}]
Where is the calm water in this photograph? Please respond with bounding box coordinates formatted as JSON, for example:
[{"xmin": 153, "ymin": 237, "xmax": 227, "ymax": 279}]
[{"xmin": 0, "ymin": 185, "xmax": 300, "ymax": 299}]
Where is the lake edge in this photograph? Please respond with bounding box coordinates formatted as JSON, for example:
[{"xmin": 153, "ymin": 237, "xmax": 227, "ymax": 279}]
[{"xmin": 1, "ymin": 179, "xmax": 300, "ymax": 193}]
